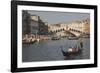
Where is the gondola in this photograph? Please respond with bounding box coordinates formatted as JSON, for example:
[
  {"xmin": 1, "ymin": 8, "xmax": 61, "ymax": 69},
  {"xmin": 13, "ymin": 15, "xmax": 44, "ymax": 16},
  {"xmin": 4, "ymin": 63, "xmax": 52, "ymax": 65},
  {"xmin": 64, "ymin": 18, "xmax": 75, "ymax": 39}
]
[{"xmin": 61, "ymin": 45, "xmax": 83, "ymax": 56}]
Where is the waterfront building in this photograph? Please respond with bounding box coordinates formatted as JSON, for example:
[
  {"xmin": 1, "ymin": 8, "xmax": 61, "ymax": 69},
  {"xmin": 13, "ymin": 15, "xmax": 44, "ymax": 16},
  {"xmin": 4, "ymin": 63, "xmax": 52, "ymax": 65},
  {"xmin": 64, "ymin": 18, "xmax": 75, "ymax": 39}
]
[
  {"xmin": 38, "ymin": 22, "xmax": 48, "ymax": 35},
  {"xmin": 22, "ymin": 10, "xmax": 31, "ymax": 35},
  {"xmin": 30, "ymin": 15, "xmax": 39, "ymax": 35},
  {"xmin": 30, "ymin": 15, "xmax": 48, "ymax": 35}
]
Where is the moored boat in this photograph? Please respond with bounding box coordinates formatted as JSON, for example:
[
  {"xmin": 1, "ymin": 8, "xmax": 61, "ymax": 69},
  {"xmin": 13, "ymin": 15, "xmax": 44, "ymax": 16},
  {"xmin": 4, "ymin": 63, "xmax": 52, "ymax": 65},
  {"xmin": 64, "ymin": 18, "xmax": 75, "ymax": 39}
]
[
  {"xmin": 22, "ymin": 39, "xmax": 37, "ymax": 44},
  {"xmin": 51, "ymin": 36, "xmax": 60, "ymax": 40}
]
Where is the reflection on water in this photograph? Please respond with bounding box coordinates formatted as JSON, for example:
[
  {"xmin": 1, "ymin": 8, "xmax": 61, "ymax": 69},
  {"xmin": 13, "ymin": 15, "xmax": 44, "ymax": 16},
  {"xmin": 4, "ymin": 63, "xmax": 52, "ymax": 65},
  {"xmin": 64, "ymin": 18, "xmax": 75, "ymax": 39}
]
[{"xmin": 22, "ymin": 38, "xmax": 90, "ymax": 62}]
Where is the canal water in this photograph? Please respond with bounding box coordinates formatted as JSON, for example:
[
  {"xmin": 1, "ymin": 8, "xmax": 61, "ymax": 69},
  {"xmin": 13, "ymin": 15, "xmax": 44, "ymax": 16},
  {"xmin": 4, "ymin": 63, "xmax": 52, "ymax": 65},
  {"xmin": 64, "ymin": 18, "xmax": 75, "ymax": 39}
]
[{"xmin": 22, "ymin": 38, "xmax": 90, "ymax": 62}]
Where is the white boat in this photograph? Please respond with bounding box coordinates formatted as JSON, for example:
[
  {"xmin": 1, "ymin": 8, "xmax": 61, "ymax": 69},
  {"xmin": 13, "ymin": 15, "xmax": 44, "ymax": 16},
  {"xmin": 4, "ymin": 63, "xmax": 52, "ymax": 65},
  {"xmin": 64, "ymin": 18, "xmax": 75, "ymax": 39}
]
[
  {"xmin": 67, "ymin": 36, "xmax": 79, "ymax": 40},
  {"xmin": 37, "ymin": 39, "xmax": 40, "ymax": 42}
]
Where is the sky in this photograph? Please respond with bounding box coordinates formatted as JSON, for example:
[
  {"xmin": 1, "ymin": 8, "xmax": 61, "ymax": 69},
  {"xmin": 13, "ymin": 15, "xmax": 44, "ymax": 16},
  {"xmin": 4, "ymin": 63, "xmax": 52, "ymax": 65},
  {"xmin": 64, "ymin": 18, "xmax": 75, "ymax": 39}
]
[{"xmin": 27, "ymin": 10, "xmax": 90, "ymax": 24}]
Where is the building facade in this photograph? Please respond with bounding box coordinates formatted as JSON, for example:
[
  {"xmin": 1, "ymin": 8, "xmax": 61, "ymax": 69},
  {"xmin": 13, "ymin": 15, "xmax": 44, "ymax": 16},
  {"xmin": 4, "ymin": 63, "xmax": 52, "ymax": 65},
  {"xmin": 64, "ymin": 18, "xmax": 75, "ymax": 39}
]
[
  {"xmin": 38, "ymin": 21, "xmax": 48, "ymax": 35},
  {"xmin": 30, "ymin": 15, "xmax": 48, "ymax": 35},
  {"xmin": 22, "ymin": 10, "xmax": 31, "ymax": 35},
  {"xmin": 30, "ymin": 15, "xmax": 39, "ymax": 35}
]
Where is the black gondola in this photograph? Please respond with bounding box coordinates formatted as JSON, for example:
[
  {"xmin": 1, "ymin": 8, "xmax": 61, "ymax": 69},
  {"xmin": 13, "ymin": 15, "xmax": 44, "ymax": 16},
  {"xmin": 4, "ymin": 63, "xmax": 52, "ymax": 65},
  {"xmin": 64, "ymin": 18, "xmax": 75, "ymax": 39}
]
[
  {"xmin": 61, "ymin": 49, "xmax": 82, "ymax": 56},
  {"xmin": 61, "ymin": 45, "xmax": 83, "ymax": 56}
]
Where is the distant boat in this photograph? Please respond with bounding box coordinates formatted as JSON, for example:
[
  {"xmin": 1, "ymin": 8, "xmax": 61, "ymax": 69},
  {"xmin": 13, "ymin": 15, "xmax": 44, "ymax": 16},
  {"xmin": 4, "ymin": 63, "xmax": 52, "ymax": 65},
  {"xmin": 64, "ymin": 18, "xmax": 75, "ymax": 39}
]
[
  {"xmin": 51, "ymin": 36, "xmax": 60, "ymax": 40},
  {"xmin": 36, "ymin": 39, "xmax": 40, "ymax": 42},
  {"xmin": 67, "ymin": 36, "xmax": 79, "ymax": 40}
]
